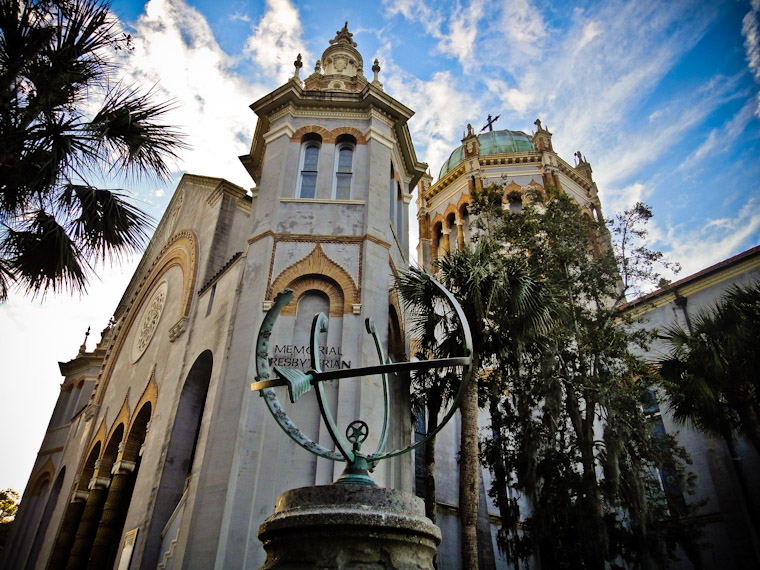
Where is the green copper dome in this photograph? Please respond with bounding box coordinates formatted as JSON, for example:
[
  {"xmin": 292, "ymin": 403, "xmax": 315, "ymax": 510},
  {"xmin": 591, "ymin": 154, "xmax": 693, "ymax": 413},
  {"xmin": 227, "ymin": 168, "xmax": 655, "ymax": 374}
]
[{"xmin": 438, "ymin": 129, "xmax": 535, "ymax": 179}]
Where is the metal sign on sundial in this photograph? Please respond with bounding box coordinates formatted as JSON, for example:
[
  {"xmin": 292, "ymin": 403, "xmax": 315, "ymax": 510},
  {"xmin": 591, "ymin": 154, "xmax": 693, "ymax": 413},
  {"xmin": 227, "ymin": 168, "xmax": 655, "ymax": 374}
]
[{"xmin": 250, "ymin": 272, "xmax": 473, "ymax": 486}]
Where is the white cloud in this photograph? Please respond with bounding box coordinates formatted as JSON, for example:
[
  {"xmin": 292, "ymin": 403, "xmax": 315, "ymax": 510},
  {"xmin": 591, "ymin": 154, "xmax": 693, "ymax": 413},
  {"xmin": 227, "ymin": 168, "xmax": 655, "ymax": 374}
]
[
  {"xmin": 603, "ymin": 182, "xmax": 649, "ymax": 215},
  {"xmin": 244, "ymin": 0, "xmax": 309, "ymax": 84},
  {"xmin": 576, "ymin": 20, "xmax": 602, "ymax": 51},
  {"xmin": 117, "ymin": 0, "xmax": 268, "ymax": 188},
  {"xmin": 384, "ymin": 67, "xmax": 483, "ymax": 179},
  {"xmin": 498, "ymin": 0, "xmax": 547, "ymax": 61},
  {"xmin": 154, "ymin": 188, "xmax": 165, "ymax": 197},
  {"xmin": 485, "ymin": 79, "xmax": 533, "ymax": 114},
  {"xmin": 435, "ymin": 0, "xmax": 486, "ymax": 65}
]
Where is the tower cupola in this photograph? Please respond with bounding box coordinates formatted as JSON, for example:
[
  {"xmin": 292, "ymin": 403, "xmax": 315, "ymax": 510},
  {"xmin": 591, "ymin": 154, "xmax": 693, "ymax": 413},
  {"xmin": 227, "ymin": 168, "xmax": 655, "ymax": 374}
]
[{"xmin": 304, "ymin": 22, "xmax": 368, "ymax": 92}]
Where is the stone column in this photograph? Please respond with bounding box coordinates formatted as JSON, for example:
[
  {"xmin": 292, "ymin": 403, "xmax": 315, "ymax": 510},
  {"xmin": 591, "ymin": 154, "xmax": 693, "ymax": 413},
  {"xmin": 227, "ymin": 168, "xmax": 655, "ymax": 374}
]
[
  {"xmin": 258, "ymin": 485, "xmax": 441, "ymax": 569},
  {"xmin": 64, "ymin": 475, "xmax": 110, "ymax": 570},
  {"xmin": 47, "ymin": 491, "xmax": 88, "ymax": 570},
  {"xmin": 86, "ymin": 460, "xmax": 136, "ymax": 570},
  {"xmin": 441, "ymin": 227, "xmax": 451, "ymax": 254},
  {"xmin": 456, "ymin": 219, "xmax": 465, "ymax": 250}
]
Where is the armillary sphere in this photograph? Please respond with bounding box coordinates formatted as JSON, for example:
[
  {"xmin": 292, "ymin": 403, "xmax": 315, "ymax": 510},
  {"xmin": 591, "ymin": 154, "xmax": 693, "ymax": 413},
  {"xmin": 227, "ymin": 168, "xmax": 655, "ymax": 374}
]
[{"xmin": 250, "ymin": 272, "xmax": 472, "ymax": 486}]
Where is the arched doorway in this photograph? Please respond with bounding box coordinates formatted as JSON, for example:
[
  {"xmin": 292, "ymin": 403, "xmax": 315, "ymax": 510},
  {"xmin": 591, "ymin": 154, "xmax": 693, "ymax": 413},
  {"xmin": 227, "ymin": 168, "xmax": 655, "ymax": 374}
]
[
  {"xmin": 24, "ymin": 467, "xmax": 66, "ymax": 569},
  {"xmin": 142, "ymin": 351, "xmax": 213, "ymax": 569}
]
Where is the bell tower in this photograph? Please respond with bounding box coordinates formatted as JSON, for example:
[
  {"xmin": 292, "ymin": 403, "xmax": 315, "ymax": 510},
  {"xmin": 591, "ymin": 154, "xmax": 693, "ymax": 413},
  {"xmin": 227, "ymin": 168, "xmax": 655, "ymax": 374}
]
[{"xmin": 207, "ymin": 22, "xmax": 428, "ymax": 568}]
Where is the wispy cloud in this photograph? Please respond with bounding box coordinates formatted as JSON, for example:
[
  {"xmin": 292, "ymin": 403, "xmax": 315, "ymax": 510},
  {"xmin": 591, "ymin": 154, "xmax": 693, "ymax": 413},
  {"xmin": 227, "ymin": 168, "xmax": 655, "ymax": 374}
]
[
  {"xmin": 742, "ymin": 0, "xmax": 760, "ymax": 116},
  {"xmin": 244, "ymin": 0, "xmax": 309, "ymax": 84},
  {"xmin": 677, "ymin": 99, "xmax": 756, "ymax": 173},
  {"xmin": 655, "ymin": 195, "xmax": 760, "ymax": 277}
]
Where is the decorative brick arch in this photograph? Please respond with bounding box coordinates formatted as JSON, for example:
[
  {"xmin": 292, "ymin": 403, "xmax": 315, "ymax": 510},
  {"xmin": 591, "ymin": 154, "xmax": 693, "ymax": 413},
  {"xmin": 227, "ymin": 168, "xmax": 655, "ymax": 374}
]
[
  {"xmin": 268, "ymin": 244, "xmax": 359, "ymax": 315},
  {"xmin": 101, "ymin": 400, "xmax": 130, "ymax": 467},
  {"xmin": 94, "ymin": 230, "xmax": 198, "ymax": 406},
  {"xmin": 283, "ymin": 276, "xmax": 345, "ymax": 317},
  {"xmin": 290, "ymin": 125, "xmax": 331, "ymax": 142},
  {"xmin": 77, "ymin": 417, "xmax": 107, "ymax": 490},
  {"xmin": 443, "ymin": 203, "xmax": 458, "ymax": 225},
  {"xmin": 329, "ymin": 126, "xmax": 366, "ymax": 144},
  {"xmin": 457, "ymin": 193, "xmax": 471, "ymax": 217},
  {"xmin": 127, "ymin": 370, "xmax": 158, "ymax": 438},
  {"xmin": 29, "ymin": 457, "xmax": 55, "ymax": 495},
  {"xmin": 123, "ymin": 401, "xmax": 152, "ymax": 463},
  {"xmin": 430, "ymin": 212, "xmax": 445, "ymax": 229}
]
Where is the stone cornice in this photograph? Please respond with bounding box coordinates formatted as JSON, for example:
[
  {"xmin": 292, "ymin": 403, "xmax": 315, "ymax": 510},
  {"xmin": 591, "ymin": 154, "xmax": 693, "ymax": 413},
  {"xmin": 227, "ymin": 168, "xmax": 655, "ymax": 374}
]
[{"xmin": 263, "ymin": 121, "xmax": 296, "ymax": 144}]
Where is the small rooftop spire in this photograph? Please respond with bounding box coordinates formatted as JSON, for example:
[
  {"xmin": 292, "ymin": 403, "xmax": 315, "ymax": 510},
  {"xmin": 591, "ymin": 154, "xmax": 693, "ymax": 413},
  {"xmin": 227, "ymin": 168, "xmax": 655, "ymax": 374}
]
[
  {"xmin": 293, "ymin": 53, "xmax": 303, "ymax": 79},
  {"xmin": 78, "ymin": 326, "xmax": 91, "ymax": 355},
  {"xmin": 371, "ymin": 58, "xmax": 382, "ymax": 86}
]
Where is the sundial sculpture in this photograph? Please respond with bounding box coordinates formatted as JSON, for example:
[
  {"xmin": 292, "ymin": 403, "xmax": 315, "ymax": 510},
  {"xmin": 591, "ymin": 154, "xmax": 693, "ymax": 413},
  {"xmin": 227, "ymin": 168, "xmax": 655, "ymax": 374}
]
[{"xmin": 250, "ymin": 273, "xmax": 472, "ymax": 486}]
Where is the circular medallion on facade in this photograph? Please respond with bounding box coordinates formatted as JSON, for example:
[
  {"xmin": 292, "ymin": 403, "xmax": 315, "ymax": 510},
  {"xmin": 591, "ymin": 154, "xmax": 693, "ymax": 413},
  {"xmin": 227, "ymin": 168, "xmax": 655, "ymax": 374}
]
[{"xmin": 131, "ymin": 281, "xmax": 168, "ymax": 363}]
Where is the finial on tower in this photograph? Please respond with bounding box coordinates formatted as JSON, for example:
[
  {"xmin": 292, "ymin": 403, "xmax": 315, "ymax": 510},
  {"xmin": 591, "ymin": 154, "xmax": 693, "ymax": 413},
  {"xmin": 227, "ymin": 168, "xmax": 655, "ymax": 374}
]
[
  {"xmin": 372, "ymin": 58, "xmax": 382, "ymax": 86},
  {"xmin": 330, "ymin": 21, "xmax": 357, "ymax": 47},
  {"xmin": 315, "ymin": 59, "xmax": 321, "ymax": 73},
  {"xmin": 293, "ymin": 53, "xmax": 303, "ymax": 79},
  {"xmin": 78, "ymin": 326, "xmax": 91, "ymax": 355}
]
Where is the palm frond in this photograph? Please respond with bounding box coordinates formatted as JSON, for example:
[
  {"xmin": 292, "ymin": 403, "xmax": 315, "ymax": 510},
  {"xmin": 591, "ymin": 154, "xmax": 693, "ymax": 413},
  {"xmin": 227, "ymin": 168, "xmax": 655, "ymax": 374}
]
[
  {"xmin": 59, "ymin": 183, "xmax": 153, "ymax": 259},
  {"xmin": 87, "ymin": 85, "xmax": 188, "ymax": 179},
  {"xmin": 4, "ymin": 209, "xmax": 89, "ymax": 296}
]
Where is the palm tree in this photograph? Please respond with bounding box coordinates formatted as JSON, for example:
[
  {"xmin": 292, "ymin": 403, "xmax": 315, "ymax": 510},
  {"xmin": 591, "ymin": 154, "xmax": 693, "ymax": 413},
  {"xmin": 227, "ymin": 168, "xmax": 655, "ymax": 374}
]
[
  {"xmin": 397, "ymin": 240, "xmax": 552, "ymax": 570},
  {"xmin": 0, "ymin": 0, "xmax": 186, "ymax": 300},
  {"xmin": 658, "ymin": 281, "xmax": 760, "ymax": 455}
]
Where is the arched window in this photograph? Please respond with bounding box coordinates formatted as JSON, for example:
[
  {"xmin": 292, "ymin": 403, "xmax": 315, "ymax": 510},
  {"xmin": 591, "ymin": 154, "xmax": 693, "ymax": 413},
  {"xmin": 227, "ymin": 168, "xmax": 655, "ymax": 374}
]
[
  {"xmin": 389, "ymin": 162, "xmax": 396, "ymax": 220},
  {"xmin": 333, "ymin": 134, "xmax": 356, "ymax": 199},
  {"xmin": 298, "ymin": 134, "xmax": 322, "ymax": 198},
  {"xmin": 396, "ymin": 182, "xmax": 404, "ymax": 241}
]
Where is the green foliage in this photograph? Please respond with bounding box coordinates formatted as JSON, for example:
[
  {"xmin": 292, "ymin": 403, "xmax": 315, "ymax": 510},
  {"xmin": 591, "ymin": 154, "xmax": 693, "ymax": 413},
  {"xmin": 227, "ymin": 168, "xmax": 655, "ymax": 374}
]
[
  {"xmin": 469, "ymin": 185, "xmax": 701, "ymax": 568},
  {"xmin": 658, "ymin": 281, "xmax": 760, "ymax": 453},
  {"xmin": 0, "ymin": 488, "xmax": 20, "ymax": 551},
  {"xmin": 0, "ymin": 0, "xmax": 187, "ymax": 300}
]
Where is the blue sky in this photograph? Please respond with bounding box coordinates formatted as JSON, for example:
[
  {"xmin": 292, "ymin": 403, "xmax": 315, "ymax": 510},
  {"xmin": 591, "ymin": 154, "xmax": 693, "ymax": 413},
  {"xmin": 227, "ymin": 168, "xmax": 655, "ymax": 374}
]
[{"xmin": 1, "ymin": 0, "xmax": 759, "ymax": 492}]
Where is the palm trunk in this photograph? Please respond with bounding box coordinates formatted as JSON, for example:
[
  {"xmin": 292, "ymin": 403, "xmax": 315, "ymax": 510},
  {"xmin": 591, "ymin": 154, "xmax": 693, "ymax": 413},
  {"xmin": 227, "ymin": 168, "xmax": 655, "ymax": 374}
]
[
  {"xmin": 565, "ymin": 383, "xmax": 606, "ymax": 570},
  {"xmin": 488, "ymin": 396, "xmax": 512, "ymax": 528},
  {"xmin": 460, "ymin": 356, "xmax": 480, "ymax": 570},
  {"xmin": 425, "ymin": 388, "xmax": 442, "ymax": 524}
]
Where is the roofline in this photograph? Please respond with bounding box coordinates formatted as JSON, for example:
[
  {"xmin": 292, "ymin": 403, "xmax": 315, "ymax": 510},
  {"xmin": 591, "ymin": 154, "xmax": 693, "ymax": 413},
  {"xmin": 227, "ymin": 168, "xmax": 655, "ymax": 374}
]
[{"xmin": 619, "ymin": 244, "xmax": 760, "ymax": 314}]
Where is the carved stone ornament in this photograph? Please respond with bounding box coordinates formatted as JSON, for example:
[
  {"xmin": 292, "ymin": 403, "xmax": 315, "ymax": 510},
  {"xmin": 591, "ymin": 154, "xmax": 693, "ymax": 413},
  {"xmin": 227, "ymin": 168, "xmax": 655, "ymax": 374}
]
[
  {"xmin": 168, "ymin": 316, "xmax": 189, "ymax": 342},
  {"xmin": 131, "ymin": 281, "xmax": 168, "ymax": 363}
]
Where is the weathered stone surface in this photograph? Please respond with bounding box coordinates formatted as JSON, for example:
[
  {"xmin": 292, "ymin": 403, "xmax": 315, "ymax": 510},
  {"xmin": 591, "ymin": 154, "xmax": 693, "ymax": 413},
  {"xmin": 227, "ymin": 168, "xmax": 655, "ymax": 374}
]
[{"xmin": 258, "ymin": 485, "xmax": 441, "ymax": 569}]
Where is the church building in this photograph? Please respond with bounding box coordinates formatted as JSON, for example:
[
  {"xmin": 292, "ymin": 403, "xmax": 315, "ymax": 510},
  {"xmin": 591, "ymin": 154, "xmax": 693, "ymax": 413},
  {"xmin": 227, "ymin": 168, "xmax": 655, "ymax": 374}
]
[
  {"xmin": 2, "ymin": 24, "xmax": 427, "ymax": 570},
  {"xmin": 416, "ymin": 118, "xmax": 603, "ymax": 272}
]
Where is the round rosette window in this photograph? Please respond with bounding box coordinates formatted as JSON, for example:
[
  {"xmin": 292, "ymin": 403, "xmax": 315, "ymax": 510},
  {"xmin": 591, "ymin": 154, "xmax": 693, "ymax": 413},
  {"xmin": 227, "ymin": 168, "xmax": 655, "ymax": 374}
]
[{"xmin": 131, "ymin": 281, "xmax": 168, "ymax": 363}]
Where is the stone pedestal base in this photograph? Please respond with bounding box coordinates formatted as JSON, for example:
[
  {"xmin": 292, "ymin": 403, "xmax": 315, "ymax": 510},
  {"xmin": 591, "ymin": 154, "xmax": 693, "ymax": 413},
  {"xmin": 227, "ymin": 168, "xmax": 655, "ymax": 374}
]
[{"xmin": 258, "ymin": 484, "xmax": 441, "ymax": 569}]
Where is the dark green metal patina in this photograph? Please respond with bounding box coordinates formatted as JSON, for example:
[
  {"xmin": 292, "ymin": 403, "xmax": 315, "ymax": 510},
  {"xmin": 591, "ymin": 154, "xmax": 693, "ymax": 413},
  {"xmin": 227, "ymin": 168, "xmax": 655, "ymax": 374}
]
[{"xmin": 251, "ymin": 273, "xmax": 472, "ymax": 486}]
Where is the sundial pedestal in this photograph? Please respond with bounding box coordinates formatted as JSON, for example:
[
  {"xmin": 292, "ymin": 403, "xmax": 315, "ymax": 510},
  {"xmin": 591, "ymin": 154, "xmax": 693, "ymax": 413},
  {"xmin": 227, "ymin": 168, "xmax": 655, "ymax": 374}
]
[{"xmin": 258, "ymin": 484, "xmax": 441, "ymax": 570}]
